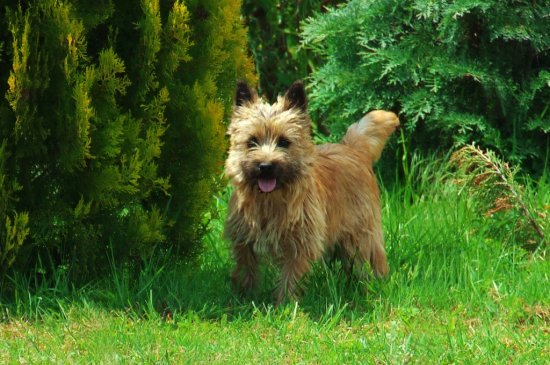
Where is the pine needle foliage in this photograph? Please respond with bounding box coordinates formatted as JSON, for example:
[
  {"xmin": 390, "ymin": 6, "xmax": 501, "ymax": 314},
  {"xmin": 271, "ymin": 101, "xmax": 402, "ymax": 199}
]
[
  {"xmin": 0, "ymin": 0, "xmax": 255, "ymax": 278},
  {"xmin": 450, "ymin": 144, "xmax": 546, "ymax": 248},
  {"xmin": 302, "ymin": 0, "xmax": 549, "ymax": 171},
  {"xmin": 0, "ymin": 141, "xmax": 29, "ymax": 276},
  {"xmin": 157, "ymin": 0, "xmax": 256, "ymax": 258},
  {"xmin": 242, "ymin": 0, "xmax": 342, "ymax": 102}
]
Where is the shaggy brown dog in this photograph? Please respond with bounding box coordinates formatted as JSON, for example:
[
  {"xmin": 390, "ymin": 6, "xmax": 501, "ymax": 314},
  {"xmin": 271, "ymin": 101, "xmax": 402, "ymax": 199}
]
[{"xmin": 225, "ymin": 81, "xmax": 399, "ymax": 304}]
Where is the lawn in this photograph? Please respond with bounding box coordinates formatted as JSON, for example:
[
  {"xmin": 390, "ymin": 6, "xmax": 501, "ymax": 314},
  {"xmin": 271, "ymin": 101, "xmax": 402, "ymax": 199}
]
[{"xmin": 1, "ymin": 157, "xmax": 548, "ymax": 364}]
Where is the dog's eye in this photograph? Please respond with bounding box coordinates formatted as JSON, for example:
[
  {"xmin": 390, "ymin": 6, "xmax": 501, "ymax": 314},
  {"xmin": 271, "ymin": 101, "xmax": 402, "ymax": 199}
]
[
  {"xmin": 247, "ymin": 137, "xmax": 258, "ymax": 149},
  {"xmin": 277, "ymin": 137, "xmax": 291, "ymax": 148}
]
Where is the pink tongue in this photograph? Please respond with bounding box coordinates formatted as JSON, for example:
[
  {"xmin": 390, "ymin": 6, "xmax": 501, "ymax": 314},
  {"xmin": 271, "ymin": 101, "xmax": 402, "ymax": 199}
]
[{"xmin": 258, "ymin": 178, "xmax": 276, "ymax": 193}]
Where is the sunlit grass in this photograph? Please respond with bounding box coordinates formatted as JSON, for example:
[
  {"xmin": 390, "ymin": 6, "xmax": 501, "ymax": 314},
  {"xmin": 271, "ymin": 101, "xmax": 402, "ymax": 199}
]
[{"xmin": 1, "ymin": 155, "xmax": 548, "ymax": 364}]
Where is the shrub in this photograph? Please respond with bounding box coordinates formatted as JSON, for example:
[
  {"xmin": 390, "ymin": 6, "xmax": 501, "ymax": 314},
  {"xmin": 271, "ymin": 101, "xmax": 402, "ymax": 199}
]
[
  {"xmin": 0, "ymin": 0, "xmax": 255, "ymax": 278},
  {"xmin": 302, "ymin": 0, "xmax": 549, "ymax": 172},
  {"xmin": 155, "ymin": 0, "xmax": 256, "ymax": 258},
  {"xmin": 242, "ymin": 0, "xmax": 341, "ymax": 102}
]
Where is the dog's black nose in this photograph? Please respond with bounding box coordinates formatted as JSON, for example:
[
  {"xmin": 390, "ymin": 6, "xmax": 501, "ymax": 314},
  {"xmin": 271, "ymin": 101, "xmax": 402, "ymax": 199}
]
[{"xmin": 258, "ymin": 162, "xmax": 274, "ymax": 174}]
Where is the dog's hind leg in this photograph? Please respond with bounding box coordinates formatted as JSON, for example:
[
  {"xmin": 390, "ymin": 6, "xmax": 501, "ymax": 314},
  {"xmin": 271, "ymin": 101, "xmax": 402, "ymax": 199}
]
[
  {"xmin": 324, "ymin": 243, "xmax": 353, "ymax": 276},
  {"xmin": 340, "ymin": 230, "xmax": 389, "ymax": 279},
  {"xmin": 369, "ymin": 240, "xmax": 389, "ymax": 278}
]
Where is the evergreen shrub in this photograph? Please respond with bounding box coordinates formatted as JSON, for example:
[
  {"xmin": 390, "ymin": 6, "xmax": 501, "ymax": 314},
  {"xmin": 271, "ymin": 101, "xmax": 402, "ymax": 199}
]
[
  {"xmin": 302, "ymin": 0, "xmax": 549, "ymax": 171},
  {"xmin": 242, "ymin": 0, "xmax": 341, "ymax": 101},
  {"xmin": 0, "ymin": 0, "xmax": 255, "ymax": 278}
]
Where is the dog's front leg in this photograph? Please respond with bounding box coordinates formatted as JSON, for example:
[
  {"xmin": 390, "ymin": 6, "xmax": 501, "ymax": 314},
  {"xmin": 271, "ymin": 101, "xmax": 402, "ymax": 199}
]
[
  {"xmin": 231, "ymin": 242, "xmax": 259, "ymax": 296},
  {"xmin": 274, "ymin": 254, "xmax": 311, "ymax": 306}
]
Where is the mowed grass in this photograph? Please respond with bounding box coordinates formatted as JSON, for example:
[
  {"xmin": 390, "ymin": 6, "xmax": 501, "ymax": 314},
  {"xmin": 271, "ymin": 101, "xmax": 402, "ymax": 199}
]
[{"xmin": 1, "ymin": 156, "xmax": 548, "ymax": 364}]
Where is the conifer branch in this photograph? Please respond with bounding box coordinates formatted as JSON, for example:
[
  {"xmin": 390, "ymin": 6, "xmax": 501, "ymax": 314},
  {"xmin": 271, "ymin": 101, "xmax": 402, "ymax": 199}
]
[{"xmin": 450, "ymin": 144, "xmax": 545, "ymax": 244}]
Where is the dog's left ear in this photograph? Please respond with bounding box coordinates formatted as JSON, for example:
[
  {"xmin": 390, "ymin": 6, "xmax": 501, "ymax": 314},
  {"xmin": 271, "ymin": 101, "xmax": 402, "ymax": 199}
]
[{"xmin": 283, "ymin": 80, "xmax": 307, "ymax": 112}]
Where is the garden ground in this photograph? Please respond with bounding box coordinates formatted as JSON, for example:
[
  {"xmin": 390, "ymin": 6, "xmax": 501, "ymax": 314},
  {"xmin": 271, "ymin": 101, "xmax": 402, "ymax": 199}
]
[{"xmin": 1, "ymin": 157, "xmax": 548, "ymax": 364}]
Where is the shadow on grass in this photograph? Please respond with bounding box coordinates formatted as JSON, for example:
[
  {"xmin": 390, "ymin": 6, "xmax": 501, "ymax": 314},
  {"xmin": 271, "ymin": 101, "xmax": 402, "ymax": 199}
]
[
  {"xmin": 0, "ymin": 246, "xmax": 387, "ymax": 325},
  {"xmin": 118, "ymin": 253, "xmax": 385, "ymax": 323}
]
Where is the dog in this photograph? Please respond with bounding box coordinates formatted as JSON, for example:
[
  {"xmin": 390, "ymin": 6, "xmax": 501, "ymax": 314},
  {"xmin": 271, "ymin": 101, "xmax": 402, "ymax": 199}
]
[{"xmin": 224, "ymin": 80, "xmax": 399, "ymax": 305}]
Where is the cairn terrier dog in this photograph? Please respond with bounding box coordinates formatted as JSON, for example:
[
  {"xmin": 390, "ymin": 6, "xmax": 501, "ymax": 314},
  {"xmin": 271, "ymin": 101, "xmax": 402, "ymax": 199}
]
[{"xmin": 225, "ymin": 80, "xmax": 399, "ymax": 304}]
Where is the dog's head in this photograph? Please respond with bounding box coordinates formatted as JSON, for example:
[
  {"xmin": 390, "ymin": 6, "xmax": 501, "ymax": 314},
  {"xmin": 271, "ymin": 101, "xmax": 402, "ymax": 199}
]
[{"xmin": 225, "ymin": 81, "xmax": 315, "ymax": 194}]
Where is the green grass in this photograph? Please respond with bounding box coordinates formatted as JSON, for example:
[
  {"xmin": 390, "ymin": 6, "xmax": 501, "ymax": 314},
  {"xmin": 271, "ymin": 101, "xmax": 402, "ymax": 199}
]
[{"xmin": 1, "ymin": 156, "xmax": 548, "ymax": 364}]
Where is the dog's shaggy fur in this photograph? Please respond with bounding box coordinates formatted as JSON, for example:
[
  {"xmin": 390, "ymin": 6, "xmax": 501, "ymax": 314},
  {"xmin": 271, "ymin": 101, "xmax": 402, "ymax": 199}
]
[{"xmin": 225, "ymin": 81, "xmax": 399, "ymax": 304}]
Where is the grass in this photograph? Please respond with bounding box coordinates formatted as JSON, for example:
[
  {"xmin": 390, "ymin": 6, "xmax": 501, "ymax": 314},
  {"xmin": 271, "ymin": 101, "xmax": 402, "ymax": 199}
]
[{"xmin": 0, "ymin": 155, "xmax": 548, "ymax": 364}]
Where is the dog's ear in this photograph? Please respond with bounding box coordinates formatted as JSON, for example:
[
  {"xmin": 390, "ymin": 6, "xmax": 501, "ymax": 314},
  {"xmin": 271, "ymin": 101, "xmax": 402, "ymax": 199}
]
[
  {"xmin": 235, "ymin": 81, "xmax": 257, "ymax": 107},
  {"xmin": 283, "ymin": 80, "xmax": 307, "ymax": 112}
]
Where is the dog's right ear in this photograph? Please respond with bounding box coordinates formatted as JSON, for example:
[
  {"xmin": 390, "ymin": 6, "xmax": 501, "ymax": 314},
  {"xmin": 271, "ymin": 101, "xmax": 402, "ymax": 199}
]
[{"xmin": 235, "ymin": 81, "xmax": 257, "ymax": 107}]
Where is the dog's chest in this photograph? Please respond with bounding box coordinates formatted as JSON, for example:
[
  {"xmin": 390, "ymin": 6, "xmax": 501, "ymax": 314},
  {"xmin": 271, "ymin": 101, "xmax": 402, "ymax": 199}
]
[
  {"xmin": 252, "ymin": 236, "xmax": 277, "ymax": 256},
  {"xmin": 234, "ymin": 191, "xmax": 324, "ymax": 258},
  {"xmin": 250, "ymin": 218, "xmax": 284, "ymax": 257}
]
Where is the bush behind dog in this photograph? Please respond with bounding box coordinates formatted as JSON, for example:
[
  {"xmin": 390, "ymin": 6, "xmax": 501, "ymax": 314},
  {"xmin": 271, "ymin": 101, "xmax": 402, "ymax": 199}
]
[{"xmin": 302, "ymin": 0, "xmax": 549, "ymax": 173}]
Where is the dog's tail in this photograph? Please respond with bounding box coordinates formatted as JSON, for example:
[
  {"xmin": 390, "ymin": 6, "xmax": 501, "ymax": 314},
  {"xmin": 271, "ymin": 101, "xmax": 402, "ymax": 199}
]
[{"xmin": 342, "ymin": 110, "xmax": 400, "ymax": 162}]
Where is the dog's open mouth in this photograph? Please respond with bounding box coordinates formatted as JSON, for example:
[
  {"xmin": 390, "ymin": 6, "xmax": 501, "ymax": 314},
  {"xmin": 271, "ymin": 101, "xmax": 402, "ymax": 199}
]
[{"xmin": 258, "ymin": 178, "xmax": 276, "ymax": 193}]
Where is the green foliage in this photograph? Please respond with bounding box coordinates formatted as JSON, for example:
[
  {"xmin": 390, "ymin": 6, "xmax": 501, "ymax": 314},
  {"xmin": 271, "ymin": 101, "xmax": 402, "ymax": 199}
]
[
  {"xmin": 450, "ymin": 144, "xmax": 546, "ymax": 247},
  {"xmin": 0, "ymin": 141, "xmax": 29, "ymax": 275},
  {"xmin": 0, "ymin": 0, "xmax": 255, "ymax": 278},
  {"xmin": 158, "ymin": 0, "xmax": 256, "ymax": 257},
  {"xmin": 242, "ymin": 0, "xmax": 342, "ymax": 102},
  {"xmin": 302, "ymin": 0, "xmax": 550, "ymax": 171}
]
